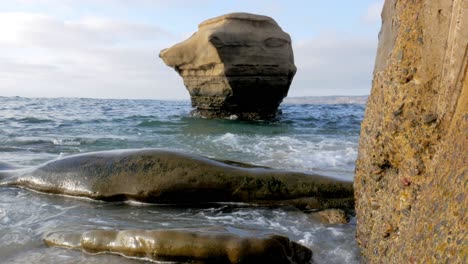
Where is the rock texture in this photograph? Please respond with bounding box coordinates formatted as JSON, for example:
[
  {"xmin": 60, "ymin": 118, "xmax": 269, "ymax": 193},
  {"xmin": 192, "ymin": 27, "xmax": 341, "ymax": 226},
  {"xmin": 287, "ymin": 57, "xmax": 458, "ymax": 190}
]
[
  {"xmin": 355, "ymin": 0, "xmax": 467, "ymax": 263},
  {"xmin": 309, "ymin": 209, "xmax": 350, "ymax": 225},
  {"xmin": 159, "ymin": 13, "xmax": 296, "ymax": 120},
  {"xmin": 0, "ymin": 149, "xmax": 354, "ymax": 210},
  {"xmin": 44, "ymin": 229, "xmax": 312, "ymax": 264}
]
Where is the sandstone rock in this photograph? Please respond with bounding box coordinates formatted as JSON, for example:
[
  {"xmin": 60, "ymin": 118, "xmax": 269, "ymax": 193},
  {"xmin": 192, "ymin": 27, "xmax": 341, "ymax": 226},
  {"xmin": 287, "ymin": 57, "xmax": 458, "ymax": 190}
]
[
  {"xmin": 0, "ymin": 149, "xmax": 354, "ymax": 210},
  {"xmin": 44, "ymin": 229, "xmax": 313, "ymax": 264},
  {"xmin": 159, "ymin": 13, "xmax": 296, "ymax": 120},
  {"xmin": 355, "ymin": 0, "xmax": 467, "ymax": 262},
  {"xmin": 309, "ymin": 209, "xmax": 349, "ymax": 225}
]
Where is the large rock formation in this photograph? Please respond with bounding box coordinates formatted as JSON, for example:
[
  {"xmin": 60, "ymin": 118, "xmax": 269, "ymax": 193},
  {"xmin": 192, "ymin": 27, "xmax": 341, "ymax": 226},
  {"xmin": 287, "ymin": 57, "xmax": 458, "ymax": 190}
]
[
  {"xmin": 0, "ymin": 149, "xmax": 354, "ymax": 210},
  {"xmin": 355, "ymin": 0, "xmax": 467, "ymax": 263},
  {"xmin": 159, "ymin": 13, "xmax": 296, "ymax": 120},
  {"xmin": 44, "ymin": 229, "xmax": 312, "ymax": 264}
]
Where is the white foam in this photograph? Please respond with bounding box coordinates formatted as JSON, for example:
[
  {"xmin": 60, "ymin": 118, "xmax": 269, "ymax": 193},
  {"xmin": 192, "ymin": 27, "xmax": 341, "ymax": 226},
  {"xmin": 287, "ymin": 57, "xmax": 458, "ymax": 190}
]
[
  {"xmin": 298, "ymin": 232, "xmax": 316, "ymax": 248},
  {"xmin": 212, "ymin": 133, "xmax": 239, "ymax": 146},
  {"xmin": 202, "ymin": 133, "xmax": 358, "ymax": 179},
  {"xmin": 299, "ymin": 229, "xmax": 360, "ymax": 264},
  {"xmin": 326, "ymin": 226, "xmax": 345, "ymax": 237},
  {"xmin": 52, "ymin": 139, "xmax": 81, "ymax": 146}
]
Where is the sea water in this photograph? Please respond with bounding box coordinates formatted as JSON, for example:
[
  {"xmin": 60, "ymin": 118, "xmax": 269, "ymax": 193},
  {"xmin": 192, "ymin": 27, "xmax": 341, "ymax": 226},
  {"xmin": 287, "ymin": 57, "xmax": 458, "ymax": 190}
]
[{"xmin": 0, "ymin": 96, "xmax": 364, "ymax": 263}]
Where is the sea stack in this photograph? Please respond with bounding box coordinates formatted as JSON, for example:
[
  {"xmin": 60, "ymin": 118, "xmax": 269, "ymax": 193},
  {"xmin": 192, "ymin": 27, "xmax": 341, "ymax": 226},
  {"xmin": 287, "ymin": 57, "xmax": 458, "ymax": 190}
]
[
  {"xmin": 355, "ymin": 0, "xmax": 467, "ymax": 263},
  {"xmin": 159, "ymin": 13, "xmax": 296, "ymax": 120}
]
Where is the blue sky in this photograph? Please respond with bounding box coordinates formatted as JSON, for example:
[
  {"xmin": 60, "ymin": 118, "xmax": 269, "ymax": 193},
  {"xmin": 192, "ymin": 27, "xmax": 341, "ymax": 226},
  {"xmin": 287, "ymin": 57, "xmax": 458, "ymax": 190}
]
[{"xmin": 0, "ymin": 0, "xmax": 383, "ymax": 99}]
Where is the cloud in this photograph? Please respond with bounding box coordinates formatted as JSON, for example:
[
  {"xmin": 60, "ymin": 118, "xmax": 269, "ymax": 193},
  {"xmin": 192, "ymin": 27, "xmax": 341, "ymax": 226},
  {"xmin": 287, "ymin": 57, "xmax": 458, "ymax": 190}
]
[
  {"xmin": 290, "ymin": 32, "xmax": 377, "ymax": 96},
  {"xmin": 0, "ymin": 7, "xmax": 379, "ymax": 99},
  {"xmin": 362, "ymin": 1, "xmax": 384, "ymax": 24},
  {"xmin": 0, "ymin": 12, "xmax": 187, "ymax": 99},
  {"xmin": 0, "ymin": 12, "xmax": 175, "ymax": 48}
]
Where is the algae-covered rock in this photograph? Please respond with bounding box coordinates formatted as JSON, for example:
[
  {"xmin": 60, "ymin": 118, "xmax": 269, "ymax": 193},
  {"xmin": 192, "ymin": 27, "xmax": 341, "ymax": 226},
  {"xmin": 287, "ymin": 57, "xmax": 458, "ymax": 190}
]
[
  {"xmin": 355, "ymin": 0, "xmax": 467, "ymax": 262},
  {"xmin": 159, "ymin": 12, "xmax": 296, "ymax": 120},
  {"xmin": 44, "ymin": 229, "xmax": 313, "ymax": 264}
]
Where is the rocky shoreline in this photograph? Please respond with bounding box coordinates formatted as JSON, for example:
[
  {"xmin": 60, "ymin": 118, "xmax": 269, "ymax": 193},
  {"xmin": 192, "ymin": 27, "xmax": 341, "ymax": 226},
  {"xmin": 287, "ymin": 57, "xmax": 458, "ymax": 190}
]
[
  {"xmin": 3, "ymin": 1, "xmax": 464, "ymax": 261},
  {"xmin": 0, "ymin": 149, "xmax": 354, "ymax": 263}
]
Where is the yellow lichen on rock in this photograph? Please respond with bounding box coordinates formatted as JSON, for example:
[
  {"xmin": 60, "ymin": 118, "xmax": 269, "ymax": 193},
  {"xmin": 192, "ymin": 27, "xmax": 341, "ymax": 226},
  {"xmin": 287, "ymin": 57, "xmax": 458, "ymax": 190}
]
[{"xmin": 355, "ymin": 0, "xmax": 467, "ymax": 262}]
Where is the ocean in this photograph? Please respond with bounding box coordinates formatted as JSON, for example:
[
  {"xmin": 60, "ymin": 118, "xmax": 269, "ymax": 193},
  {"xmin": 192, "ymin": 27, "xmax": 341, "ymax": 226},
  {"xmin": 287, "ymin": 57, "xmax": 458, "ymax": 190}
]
[{"xmin": 0, "ymin": 96, "xmax": 364, "ymax": 263}]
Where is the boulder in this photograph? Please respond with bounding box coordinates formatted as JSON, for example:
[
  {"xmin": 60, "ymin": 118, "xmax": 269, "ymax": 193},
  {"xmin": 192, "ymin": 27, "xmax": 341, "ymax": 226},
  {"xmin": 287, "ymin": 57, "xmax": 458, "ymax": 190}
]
[
  {"xmin": 0, "ymin": 149, "xmax": 354, "ymax": 210},
  {"xmin": 44, "ymin": 229, "xmax": 313, "ymax": 264},
  {"xmin": 309, "ymin": 209, "xmax": 349, "ymax": 225},
  {"xmin": 354, "ymin": 0, "xmax": 467, "ymax": 262},
  {"xmin": 159, "ymin": 13, "xmax": 296, "ymax": 120}
]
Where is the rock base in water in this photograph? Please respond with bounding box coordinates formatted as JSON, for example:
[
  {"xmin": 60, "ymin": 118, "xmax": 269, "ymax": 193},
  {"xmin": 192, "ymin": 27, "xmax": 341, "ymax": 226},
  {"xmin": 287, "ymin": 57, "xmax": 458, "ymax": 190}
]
[{"xmin": 44, "ymin": 229, "xmax": 313, "ymax": 264}]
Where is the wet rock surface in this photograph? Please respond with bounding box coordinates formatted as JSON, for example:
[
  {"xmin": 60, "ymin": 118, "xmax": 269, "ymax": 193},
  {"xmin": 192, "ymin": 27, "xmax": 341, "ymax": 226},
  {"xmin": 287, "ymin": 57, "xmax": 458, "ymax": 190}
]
[
  {"xmin": 44, "ymin": 229, "xmax": 313, "ymax": 264},
  {"xmin": 0, "ymin": 149, "xmax": 354, "ymax": 211},
  {"xmin": 309, "ymin": 209, "xmax": 350, "ymax": 225},
  {"xmin": 159, "ymin": 13, "xmax": 296, "ymax": 120},
  {"xmin": 355, "ymin": 0, "xmax": 467, "ymax": 262}
]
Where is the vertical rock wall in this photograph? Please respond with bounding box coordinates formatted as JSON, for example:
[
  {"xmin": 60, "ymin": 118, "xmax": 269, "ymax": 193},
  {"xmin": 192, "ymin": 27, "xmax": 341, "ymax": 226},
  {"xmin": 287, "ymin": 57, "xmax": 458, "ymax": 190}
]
[{"xmin": 355, "ymin": 0, "xmax": 467, "ymax": 262}]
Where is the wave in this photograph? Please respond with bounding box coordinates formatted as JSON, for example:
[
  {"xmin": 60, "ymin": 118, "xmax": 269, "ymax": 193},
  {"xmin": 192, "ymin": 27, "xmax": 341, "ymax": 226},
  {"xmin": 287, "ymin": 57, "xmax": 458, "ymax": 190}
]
[
  {"xmin": 196, "ymin": 207, "xmax": 359, "ymax": 264},
  {"xmin": 1, "ymin": 97, "xmax": 363, "ymax": 179},
  {"xmin": 137, "ymin": 120, "xmax": 183, "ymax": 127},
  {"xmin": 185, "ymin": 133, "xmax": 358, "ymax": 180},
  {"xmin": 51, "ymin": 139, "xmax": 82, "ymax": 146},
  {"xmin": 4, "ymin": 117, "xmax": 54, "ymax": 124},
  {"xmin": 4, "ymin": 137, "xmax": 91, "ymax": 149}
]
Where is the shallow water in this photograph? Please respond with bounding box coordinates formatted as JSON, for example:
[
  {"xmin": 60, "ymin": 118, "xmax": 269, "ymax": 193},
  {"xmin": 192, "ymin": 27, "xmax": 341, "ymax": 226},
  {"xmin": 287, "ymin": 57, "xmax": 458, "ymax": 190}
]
[{"xmin": 0, "ymin": 96, "xmax": 364, "ymax": 263}]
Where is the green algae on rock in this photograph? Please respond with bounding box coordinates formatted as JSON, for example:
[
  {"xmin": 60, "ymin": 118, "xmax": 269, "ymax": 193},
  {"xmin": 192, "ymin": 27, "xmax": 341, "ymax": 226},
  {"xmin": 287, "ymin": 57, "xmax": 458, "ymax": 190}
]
[
  {"xmin": 44, "ymin": 229, "xmax": 313, "ymax": 264},
  {"xmin": 355, "ymin": 0, "xmax": 467, "ymax": 262}
]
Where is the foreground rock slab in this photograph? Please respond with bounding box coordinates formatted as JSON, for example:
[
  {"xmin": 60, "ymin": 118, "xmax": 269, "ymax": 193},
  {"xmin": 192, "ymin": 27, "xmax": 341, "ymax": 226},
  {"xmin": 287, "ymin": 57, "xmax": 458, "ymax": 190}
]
[
  {"xmin": 0, "ymin": 149, "xmax": 353, "ymax": 210},
  {"xmin": 44, "ymin": 229, "xmax": 313, "ymax": 264},
  {"xmin": 355, "ymin": 0, "xmax": 467, "ymax": 262},
  {"xmin": 159, "ymin": 12, "xmax": 296, "ymax": 120}
]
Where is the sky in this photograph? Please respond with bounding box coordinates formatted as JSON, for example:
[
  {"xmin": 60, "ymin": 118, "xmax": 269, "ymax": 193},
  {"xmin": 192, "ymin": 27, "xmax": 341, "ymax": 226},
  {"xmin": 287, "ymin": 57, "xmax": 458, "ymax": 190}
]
[{"xmin": 0, "ymin": 0, "xmax": 384, "ymax": 100}]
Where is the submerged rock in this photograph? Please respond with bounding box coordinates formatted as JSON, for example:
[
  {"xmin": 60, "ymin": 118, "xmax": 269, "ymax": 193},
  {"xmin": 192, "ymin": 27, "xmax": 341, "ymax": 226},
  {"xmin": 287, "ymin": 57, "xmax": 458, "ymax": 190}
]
[
  {"xmin": 159, "ymin": 13, "xmax": 296, "ymax": 120},
  {"xmin": 44, "ymin": 229, "xmax": 313, "ymax": 264},
  {"xmin": 0, "ymin": 149, "xmax": 354, "ymax": 210},
  {"xmin": 355, "ymin": 0, "xmax": 467, "ymax": 262}
]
